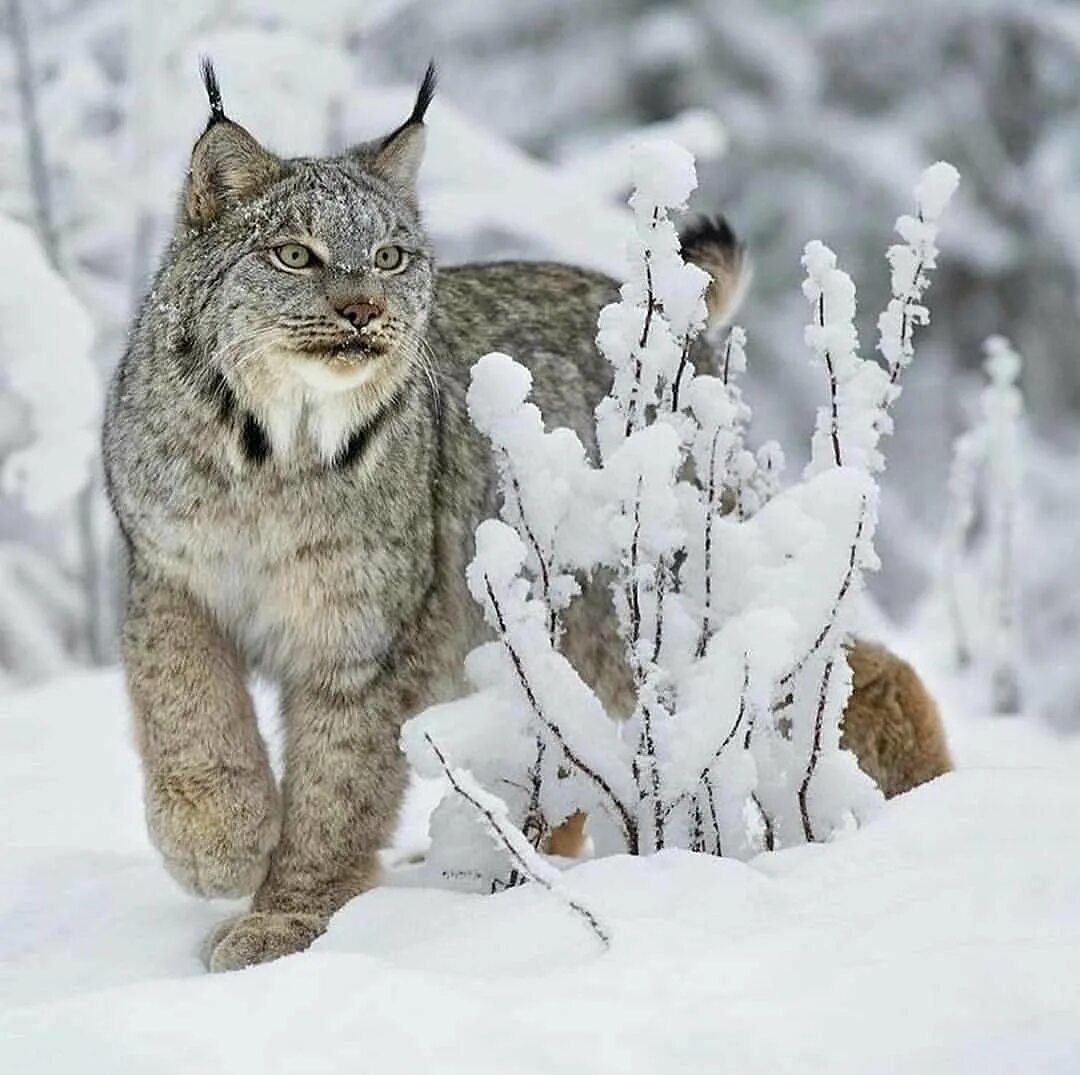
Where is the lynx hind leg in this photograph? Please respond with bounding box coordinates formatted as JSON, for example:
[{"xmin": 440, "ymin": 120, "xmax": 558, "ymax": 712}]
[{"xmin": 841, "ymin": 641, "xmax": 953, "ymax": 798}]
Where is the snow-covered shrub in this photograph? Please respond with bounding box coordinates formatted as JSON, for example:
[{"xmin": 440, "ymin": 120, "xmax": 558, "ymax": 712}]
[
  {"xmin": 408, "ymin": 144, "xmax": 961, "ymax": 890},
  {"xmin": 403, "ymin": 145, "xmax": 958, "ymax": 894},
  {"xmin": 941, "ymin": 336, "xmax": 1024, "ymax": 714}
]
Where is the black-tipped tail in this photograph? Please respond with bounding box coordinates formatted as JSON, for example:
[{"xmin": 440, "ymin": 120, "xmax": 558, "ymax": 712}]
[
  {"xmin": 680, "ymin": 215, "xmax": 750, "ymax": 327},
  {"xmin": 199, "ymin": 57, "xmax": 226, "ymax": 128}
]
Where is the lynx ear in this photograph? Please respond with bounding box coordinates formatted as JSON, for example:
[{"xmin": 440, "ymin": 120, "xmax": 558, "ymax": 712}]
[
  {"xmin": 182, "ymin": 59, "xmax": 284, "ymax": 227},
  {"xmin": 366, "ymin": 61, "xmax": 437, "ymax": 190}
]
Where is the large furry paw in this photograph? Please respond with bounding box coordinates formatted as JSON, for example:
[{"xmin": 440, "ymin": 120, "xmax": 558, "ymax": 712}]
[
  {"xmin": 202, "ymin": 911, "xmax": 326, "ymax": 973},
  {"xmin": 145, "ymin": 766, "xmax": 280, "ymax": 899}
]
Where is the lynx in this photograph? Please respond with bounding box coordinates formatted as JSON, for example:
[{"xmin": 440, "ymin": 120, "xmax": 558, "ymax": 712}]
[{"xmin": 103, "ymin": 63, "xmax": 950, "ymax": 972}]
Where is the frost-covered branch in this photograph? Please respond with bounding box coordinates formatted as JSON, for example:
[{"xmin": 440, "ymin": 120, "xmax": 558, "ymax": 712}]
[
  {"xmin": 798, "ymin": 657, "xmax": 835, "ymax": 842},
  {"xmin": 595, "ymin": 142, "xmax": 709, "ymax": 459},
  {"xmin": 941, "ymin": 335, "xmax": 1024, "ymax": 713},
  {"xmin": 468, "ymin": 354, "xmax": 590, "ymax": 644},
  {"xmin": 877, "ymin": 163, "xmax": 961, "ymax": 405},
  {"xmin": 0, "ymin": 212, "xmax": 103, "ymax": 674},
  {"xmin": 802, "ymin": 162, "xmax": 959, "ymax": 479},
  {"xmin": 478, "ymin": 563, "xmax": 639, "ymax": 852},
  {"xmin": 425, "ymin": 734, "xmax": 609, "ymax": 948},
  {"xmin": 679, "ymin": 657, "xmax": 750, "ymax": 852},
  {"xmin": 801, "ymin": 242, "xmax": 886, "ymax": 475},
  {"xmin": 774, "ymin": 500, "xmax": 869, "ymax": 702},
  {"xmin": 6, "ymin": 5, "xmax": 110, "ymax": 663}
]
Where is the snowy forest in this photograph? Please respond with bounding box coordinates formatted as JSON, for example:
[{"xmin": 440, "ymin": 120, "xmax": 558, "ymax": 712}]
[
  {"xmin": 2, "ymin": 2, "xmax": 1079, "ymax": 1072},
  {"xmin": 2, "ymin": 0, "xmax": 1077, "ymax": 725}
]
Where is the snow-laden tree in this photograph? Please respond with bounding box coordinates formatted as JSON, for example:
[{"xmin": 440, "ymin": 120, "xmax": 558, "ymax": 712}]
[
  {"xmin": 0, "ymin": 214, "xmax": 101, "ymax": 679},
  {"xmin": 942, "ymin": 336, "xmax": 1024, "ymax": 714},
  {"xmin": 403, "ymin": 143, "xmax": 958, "ymax": 894}
]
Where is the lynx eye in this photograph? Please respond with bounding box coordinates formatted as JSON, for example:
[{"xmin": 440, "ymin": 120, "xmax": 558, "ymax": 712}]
[
  {"xmin": 273, "ymin": 242, "xmax": 315, "ymax": 270},
  {"xmin": 373, "ymin": 244, "xmax": 406, "ymax": 272}
]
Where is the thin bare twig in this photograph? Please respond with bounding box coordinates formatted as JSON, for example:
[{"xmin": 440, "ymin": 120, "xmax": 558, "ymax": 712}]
[
  {"xmin": 626, "ymin": 477, "xmax": 644, "ymax": 667},
  {"xmin": 521, "ymin": 734, "xmax": 548, "ymax": 852},
  {"xmin": 625, "ymin": 208, "xmax": 661, "ymax": 438},
  {"xmin": 650, "ymin": 561, "xmax": 667, "ymax": 667},
  {"xmin": 751, "ymin": 793, "xmax": 775, "ymax": 851},
  {"xmin": 774, "ymin": 500, "xmax": 867, "ymax": 701},
  {"xmin": 818, "ymin": 292, "xmax": 843, "ymax": 467},
  {"xmin": 505, "ymin": 464, "xmax": 558, "ymax": 644},
  {"xmin": 703, "ymin": 781, "xmax": 723, "ymax": 857},
  {"xmin": 483, "ymin": 575, "xmax": 639, "ymax": 852},
  {"xmin": 670, "ymin": 336, "xmax": 693, "ymax": 413},
  {"xmin": 721, "ymin": 332, "xmax": 734, "ymax": 386},
  {"xmin": 637, "ymin": 700, "xmax": 666, "ymax": 850},
  {"xmin": 663, "ymin": 657, "xmax": 750, "ymax": 823},
  {"xmin": 798, "ymin": 656, "xmax": 835, "ymax": 842},
  {"xmin": 426, "ymin": 735, "xmax": 609, "ymax": 948},
  {"xmin": 690, "ymin": 795, "xmax": 706, "ymax": 853},
  {"xmin": 696, "ymin": 425, "xmax": 725, "ymax": 658}
]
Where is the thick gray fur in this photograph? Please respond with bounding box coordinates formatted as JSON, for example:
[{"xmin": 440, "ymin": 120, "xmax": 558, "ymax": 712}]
[
  {"xmin": 106, "ymin": 66, "xmax": 948, "ymax": 973},
  {"xmin": 104, "ymin": 64, "xmax": 662, "ymax": 972}
]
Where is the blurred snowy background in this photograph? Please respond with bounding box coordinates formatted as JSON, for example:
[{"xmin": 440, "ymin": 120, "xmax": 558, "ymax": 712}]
[{"xmin": 0, "ymin": 0, "xmax": 1077, "ymax": 725}]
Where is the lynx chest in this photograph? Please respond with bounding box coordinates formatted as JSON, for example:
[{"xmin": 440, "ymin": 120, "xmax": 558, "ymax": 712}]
[{"xmin": 147, "ymin": 462, "xmax": 435, "ymax": 678}]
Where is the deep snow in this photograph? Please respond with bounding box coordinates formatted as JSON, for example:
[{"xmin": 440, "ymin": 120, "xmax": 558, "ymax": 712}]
[{"xmin": 1, "ymin": 659, "xmax": 1078, "ymax": 1073}]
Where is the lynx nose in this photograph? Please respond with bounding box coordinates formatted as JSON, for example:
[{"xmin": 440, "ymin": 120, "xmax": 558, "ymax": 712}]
[{"xmin": 338, "ymin": 299, "xmax": 384, "ymax": 330}]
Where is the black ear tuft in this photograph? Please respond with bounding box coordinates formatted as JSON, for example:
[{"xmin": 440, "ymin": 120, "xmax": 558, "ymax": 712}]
[
  {"xmin": 182, "ymin": 68, "xmax": 283, "ymax": 228},
  {"xmin": 409, "ymin": 60, "xmax": 438, "ymax": 127},
  {"xmin": 199, "ymin": 56, "xmax": 226, "ymax": 128},
  {"xmin": 348, "ymin": 62, "xmax": 437, "ymax": 192},
  {"xmin": 380, "ymin": 60, "xmax": 438, "ymax": 149}
]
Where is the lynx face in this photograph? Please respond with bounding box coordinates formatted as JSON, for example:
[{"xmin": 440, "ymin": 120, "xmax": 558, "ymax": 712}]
[
  {"xmin": 171, "ymin": 62, "xmax": 438, "ymax": 427},
  {"xmin": 190, "ymin": 160, "xmax": 434, "ymax": 399}
]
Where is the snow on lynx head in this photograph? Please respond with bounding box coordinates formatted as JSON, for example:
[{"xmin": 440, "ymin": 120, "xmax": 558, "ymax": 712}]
[{"xmin": 169, "ymin": 60, "xmax": 437, "ymax": 406}]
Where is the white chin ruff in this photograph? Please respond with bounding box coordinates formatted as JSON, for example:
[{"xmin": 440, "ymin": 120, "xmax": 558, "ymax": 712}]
[{"xmin": 290, "ymin": 353, "xmax": 382, "ymax": 393}]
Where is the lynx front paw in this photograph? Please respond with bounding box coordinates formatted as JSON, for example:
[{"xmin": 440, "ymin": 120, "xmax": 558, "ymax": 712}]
[
  {"xmin": 202, "ymin": 911, "xmax": 326, "ymax": 972},
  {"xmin": 146, "ymin": 766, "xmax": 280, "ymax": 899}
]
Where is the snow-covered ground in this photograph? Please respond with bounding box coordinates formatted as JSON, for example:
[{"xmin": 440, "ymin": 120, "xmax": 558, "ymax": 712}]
[{"xmin": 1, "ymin": 652, "xmax": 1078, "ymax": 1073}]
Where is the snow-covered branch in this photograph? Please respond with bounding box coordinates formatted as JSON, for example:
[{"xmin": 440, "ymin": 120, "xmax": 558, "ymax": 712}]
[
  {"xmin": 877, "ymin": 162, "xmax": 961, "ymax": 405},
  {"xmin": 424, "ymin": 734, "xmax": 609, "ymax": 948},
  {"xmin": 941, "ymin": 335, "xmax": 1024, "ymax": 713}
]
